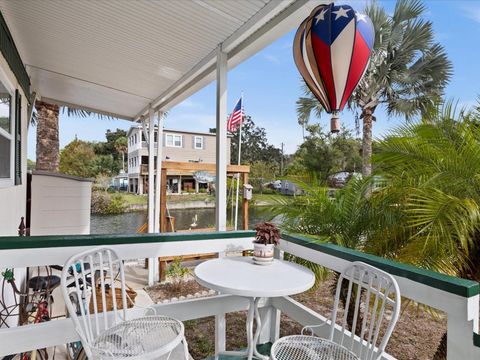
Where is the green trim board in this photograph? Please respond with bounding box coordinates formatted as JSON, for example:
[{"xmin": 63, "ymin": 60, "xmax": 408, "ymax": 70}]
[
  {"xmin": 282, "ymin": 233, "xmax": 480, "ymax": 298},
  {"xmin": 474, "ymin": 332, "xmax": 480, "ymax": 348},
  {"xmin": 0, "ymin": 11, "xmax": 30, "ymax": 97},
  {"xmin": 0, "ymin": 231, "xmax": 255, "ymax": 250}
]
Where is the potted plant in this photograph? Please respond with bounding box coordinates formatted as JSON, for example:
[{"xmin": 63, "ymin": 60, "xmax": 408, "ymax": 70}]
[{"xmin": 253, "ymin": 222, "xmax": 280, "ymax": 265}]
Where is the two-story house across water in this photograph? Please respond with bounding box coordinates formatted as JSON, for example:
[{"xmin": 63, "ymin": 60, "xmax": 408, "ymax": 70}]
[{"xmin": 127, "ymin": 126, "xmax": 231, "ymax": 194}]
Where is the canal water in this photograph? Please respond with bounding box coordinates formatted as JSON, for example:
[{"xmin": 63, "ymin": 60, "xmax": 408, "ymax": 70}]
[{"xmin": 90, "ymin": 207, "xmax": 279, "ymax": 234}]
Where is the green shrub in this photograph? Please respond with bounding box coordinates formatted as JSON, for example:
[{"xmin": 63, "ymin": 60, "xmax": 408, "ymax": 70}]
[
  {"xmin": 167, "ymin": 257, "xmax": 191, "ymax": 292},
  {"xmin": 91, "ymin": 191, "xmax": 126, "ymax": 214},
  {"xmin": 91, "ymin": 191, "xmax": 110, "ymax": 214},
  {"xmin": 105, "ymin": 194, "xmax": 126, "ymax": 214}
]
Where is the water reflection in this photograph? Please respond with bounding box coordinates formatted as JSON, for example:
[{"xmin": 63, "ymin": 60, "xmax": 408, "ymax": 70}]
[{"xmin": 90, "ymin": 207, "xmax": 279, "ymax": 234}]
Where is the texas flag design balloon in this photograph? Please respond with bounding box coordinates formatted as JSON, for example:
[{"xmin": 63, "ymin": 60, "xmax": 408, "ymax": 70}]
[{"xmin": 293, "ymin": 3, "xmax": 374, "ymax": 132}]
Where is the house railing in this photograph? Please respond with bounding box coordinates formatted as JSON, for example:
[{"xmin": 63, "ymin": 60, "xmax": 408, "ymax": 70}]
[{"xmin": 0, "ymin": 231, "xmax": 478, "ymax": 359}]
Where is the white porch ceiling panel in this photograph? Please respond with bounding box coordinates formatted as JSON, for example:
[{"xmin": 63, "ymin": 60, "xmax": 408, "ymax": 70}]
[{"xmin": 0, "ymin": 0, "xmax": 321, "ymax": 120}]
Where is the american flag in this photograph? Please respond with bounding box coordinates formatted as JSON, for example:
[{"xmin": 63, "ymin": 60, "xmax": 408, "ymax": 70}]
[{"xmin": 227, "ymin": 97, "xmax": 243, "ymax": 133}]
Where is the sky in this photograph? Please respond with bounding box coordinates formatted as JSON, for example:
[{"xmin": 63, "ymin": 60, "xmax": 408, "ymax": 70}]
[{"xmin": 27, "ymin": 0, "xmax": 480, "ymax": 160}]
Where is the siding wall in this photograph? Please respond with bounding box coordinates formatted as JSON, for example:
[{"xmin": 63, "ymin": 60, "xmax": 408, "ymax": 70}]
[
  {"xmin": 29, "ymin": 173, "xmax": 92, "ymax": 236},
  {"xmin": 0, "ymin": 51, "xmax": 27, "ymax": 236},
  {"xmin": 127, "ymin": 127, "xmax": 231, "ymax": 175},
  {"xmin": 0, "ymin": 48, "xmax": 28, "ymax": 328}
]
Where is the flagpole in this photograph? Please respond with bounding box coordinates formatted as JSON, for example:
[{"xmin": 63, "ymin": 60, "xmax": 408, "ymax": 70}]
[{"xmin": 234, "ymin": 93, "xmax": 243, "ymax": 230}]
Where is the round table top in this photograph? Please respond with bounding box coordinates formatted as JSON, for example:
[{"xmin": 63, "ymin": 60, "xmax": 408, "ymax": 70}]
[{"xmin": 194, "ymin": 256, "xmax": 315, "ymax": 298}]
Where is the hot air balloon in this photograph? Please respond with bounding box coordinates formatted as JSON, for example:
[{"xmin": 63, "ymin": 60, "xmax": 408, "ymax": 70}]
[{"xmin": 293, "ymin": 3, "xmax": 374, "ymax": 132}]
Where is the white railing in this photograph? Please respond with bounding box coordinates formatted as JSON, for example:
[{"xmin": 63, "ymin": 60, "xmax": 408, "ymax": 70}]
[{"xmin": 0, "ymin": 231, "xmax": 478, "ymax": 359}]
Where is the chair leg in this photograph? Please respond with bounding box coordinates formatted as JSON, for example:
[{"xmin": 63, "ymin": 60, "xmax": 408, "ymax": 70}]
[{"xmin": 183, "ymin": 336, "xmax": 189, "ymax": 360}]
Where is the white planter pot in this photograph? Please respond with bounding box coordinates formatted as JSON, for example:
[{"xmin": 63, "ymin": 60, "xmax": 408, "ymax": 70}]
[{"xmin": 253, "ymin": 243, "xmax": 275, "ymax": 265}]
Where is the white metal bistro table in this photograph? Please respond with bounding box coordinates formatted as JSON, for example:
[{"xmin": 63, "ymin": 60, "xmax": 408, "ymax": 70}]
[{"xmin": 194, "ymin": 256, "xmax": 315, "ymax": 360}]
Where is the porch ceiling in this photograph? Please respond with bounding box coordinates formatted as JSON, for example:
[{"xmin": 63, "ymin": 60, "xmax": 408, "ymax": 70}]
[{"xmin": 0, "ymin": 0, "xmax": 322, "ymax": 121}]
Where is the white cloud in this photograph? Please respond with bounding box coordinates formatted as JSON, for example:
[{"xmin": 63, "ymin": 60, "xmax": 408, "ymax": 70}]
[
  {"xmin": 462, "ymin": 3, "xmax": 480, "ymax": 23},
  {"xmin": 262, "ymin": 54, "xmax": 280, "ymax": 64},
  {"xmin": 177, "ymin": 99, "xmax": 202, "ymax": 109}
]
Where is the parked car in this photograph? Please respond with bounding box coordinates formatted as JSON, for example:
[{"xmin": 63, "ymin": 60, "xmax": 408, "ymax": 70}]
[{"xmin": 327, "ymin": 171, "xmax": 356, "ymax": 188}]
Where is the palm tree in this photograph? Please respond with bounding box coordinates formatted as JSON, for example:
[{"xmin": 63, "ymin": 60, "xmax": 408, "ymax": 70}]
[
  {"xmin": 114, "ymin": 136, "xmax": 128, "ymax": 172},
  {"xmin": 296, "ymin": 0, "xmax": 452, "ymax": 176},
  {"xmin": 34, "ymin": 100, "xmax": 114, "ymax": 173},
  {"xmin": 283, "ymin": 101, "xmax": 480, "ymax": 358},
  {"xmin": 35, "ymin": 101, "xmax": 60, "ymax": 171},
  {"xmin": 374, "ymin": 102, "xmax": 480, "ymax": 358}
]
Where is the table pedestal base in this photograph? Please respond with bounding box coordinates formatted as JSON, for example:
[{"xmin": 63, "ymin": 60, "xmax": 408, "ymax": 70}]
[{"xmin": 217, "ymin": 297, "xmax": 270, "ymax": 360}]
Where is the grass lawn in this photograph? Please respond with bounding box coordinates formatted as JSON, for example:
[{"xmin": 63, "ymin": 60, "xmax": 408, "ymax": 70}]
[
  {"xmin": 117, "ymin": 192, "xmax": 288, "ymax": 208},
  {"xmin": 119, "ymin": 193, "xmax": 148, "ymax": 206},
  {"xmin": 252, "ymin": 193, "xmax": 291, "ymax": 206}
]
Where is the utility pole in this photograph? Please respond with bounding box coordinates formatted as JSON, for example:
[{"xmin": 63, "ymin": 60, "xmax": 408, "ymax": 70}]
[{"xmin": 280, "ymin": 142, "xmax": 284, "ymax": 176}]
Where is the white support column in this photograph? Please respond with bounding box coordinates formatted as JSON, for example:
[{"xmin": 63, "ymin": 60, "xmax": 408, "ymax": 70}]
[
  {"xmin": 154, "ymin": 111, "xmax": 164, "ymax": 234},
  {"xmin": 147, "ymin": 107, "xmax": 156, "ymax": 286},
  {"xmin": 215, "ymin": 45, "xmax": 228, "ymax": 232},
  {"xmin": 214, "ymin": 44, "xmax": 228, "ymax": 357}
]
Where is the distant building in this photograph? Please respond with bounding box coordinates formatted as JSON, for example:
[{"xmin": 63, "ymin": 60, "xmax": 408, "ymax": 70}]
[{"xmin": 127, "ymin": 126, "xmax": 231, "ymax": 194}]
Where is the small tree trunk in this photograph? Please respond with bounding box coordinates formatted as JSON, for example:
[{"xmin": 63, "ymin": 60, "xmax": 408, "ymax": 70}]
[
  {"xmin": 361, "ymin": 108, "xmax": 374, "ymax": 176},
  {"xmin": 35, "ymin": 101, "xmax": 60, "ymax": 172}
]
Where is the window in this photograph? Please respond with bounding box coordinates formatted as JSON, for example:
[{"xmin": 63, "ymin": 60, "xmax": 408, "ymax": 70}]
[
  {"xmin": 0, "ymin": 79, "xmax": 13, "ymax": 186},
  {"xmin": 166, "ymin": 133, "xmax": 182, "ymax": 147},
  {"xmin": 194, "ymin": 136, "xmax": 203, "ymax": 150}
]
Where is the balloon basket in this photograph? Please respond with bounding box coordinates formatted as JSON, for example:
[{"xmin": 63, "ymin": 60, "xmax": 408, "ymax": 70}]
[{"xmin": 330, "ymin": 114, "xmax": 340, "ymax": 133}]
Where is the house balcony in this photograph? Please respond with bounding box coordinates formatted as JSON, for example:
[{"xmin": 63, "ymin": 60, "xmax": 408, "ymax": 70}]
[{"xmin": 0, "ymin": 231, "xmax": 479, "ymax": 359}]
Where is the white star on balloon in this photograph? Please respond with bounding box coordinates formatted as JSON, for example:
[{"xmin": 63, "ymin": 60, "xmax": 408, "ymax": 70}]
[
  {"xmin": 333, "ymin": 7, "xmax": 350, "ymax": 20},
  {"xmin": 356, "ymin": 12, "xmax": 368, "ymax": 23},
  {"xmin": 315, "ymin": 8, "xmax": 328, "ymax": 25}
]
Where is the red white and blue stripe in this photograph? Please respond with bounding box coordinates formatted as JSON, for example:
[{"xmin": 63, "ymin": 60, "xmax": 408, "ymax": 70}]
[
  {"xmin": 294, "ymin": 3, "xmax": 374, "ymax": 114},
  {"xmin": 227, "ymin": 97, "xmax": 244, "ymax": 133}
]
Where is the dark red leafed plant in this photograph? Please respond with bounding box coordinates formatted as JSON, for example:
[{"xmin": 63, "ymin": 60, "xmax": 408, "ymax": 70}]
[{"xmin": 254, "ymin": 222, "xmax": 280, "ymax": 245}]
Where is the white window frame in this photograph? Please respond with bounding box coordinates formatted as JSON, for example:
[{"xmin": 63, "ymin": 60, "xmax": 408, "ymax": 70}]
[
  {"xmin": 165, "ymin": 133, "xmax": 182, "ymax": 148},
  {"xmin": 0, "ymin": 68, "xmax": 15, "ymax": 189},
  {"xmin": 194, "ymin": 136, "xmax": 204, "ymax": 150}
]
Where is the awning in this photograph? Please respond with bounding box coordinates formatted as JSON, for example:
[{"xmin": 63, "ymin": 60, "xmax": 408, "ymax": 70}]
[{"xmin": 0, "ymin": 0, "xmax": 321, "ymax": 120}]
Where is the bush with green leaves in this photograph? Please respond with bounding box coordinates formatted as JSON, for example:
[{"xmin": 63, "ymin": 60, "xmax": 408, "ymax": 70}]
[
  {"xmin": 167, "ymin": 258, "xmax": 191, "ymax": 293},
  {"xmin": 91, "ymin": 191, "xmax": 126, "ymax": 214}
]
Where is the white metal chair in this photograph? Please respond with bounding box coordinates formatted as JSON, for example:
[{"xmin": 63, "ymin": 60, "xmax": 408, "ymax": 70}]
[
  {"xmin": 61, "ymin": 247, "xmax": 189, "ymax": 359},
  {"xmin": 271, "ymin": 261, "xmax": 401, "ymax": 360}
]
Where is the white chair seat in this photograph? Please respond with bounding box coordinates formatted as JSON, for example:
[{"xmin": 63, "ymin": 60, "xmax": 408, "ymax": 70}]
[
  {"xmin": 91, "ymin": 315, "xmax": 184, "ymax": 359},
  {"xmin": 271, "ymin": 335, "xmax": 359, "ymax": 360}
]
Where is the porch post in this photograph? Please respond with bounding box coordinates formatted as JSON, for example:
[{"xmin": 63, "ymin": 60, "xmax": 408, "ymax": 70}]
[
  {"xmin": 147, "ymin": 107, "xmax": 156, "ymax": 285},
  {"xmin": 215, "ymin": 44, "xmax": 228, "ymax": 359},
  {"xmin": 215, "ymin": 44, "xmax": 228, "ymax": 232},
  {"xmin": 154, "ymin": 111, "xmax": 164, "ymax": 234}
]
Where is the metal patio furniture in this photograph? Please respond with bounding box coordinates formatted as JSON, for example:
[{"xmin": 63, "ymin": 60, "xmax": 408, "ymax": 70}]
[
  {"xmin": 61, "ymin": 246, "xmax": 189, "ymax": 360},
  {"xmin": 194, "ymin": 256, "xmax": 315, "ymax": 360},
  {"xmin": 271, "ymin": 261, "xmax": 401, "ymax": 360}
]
